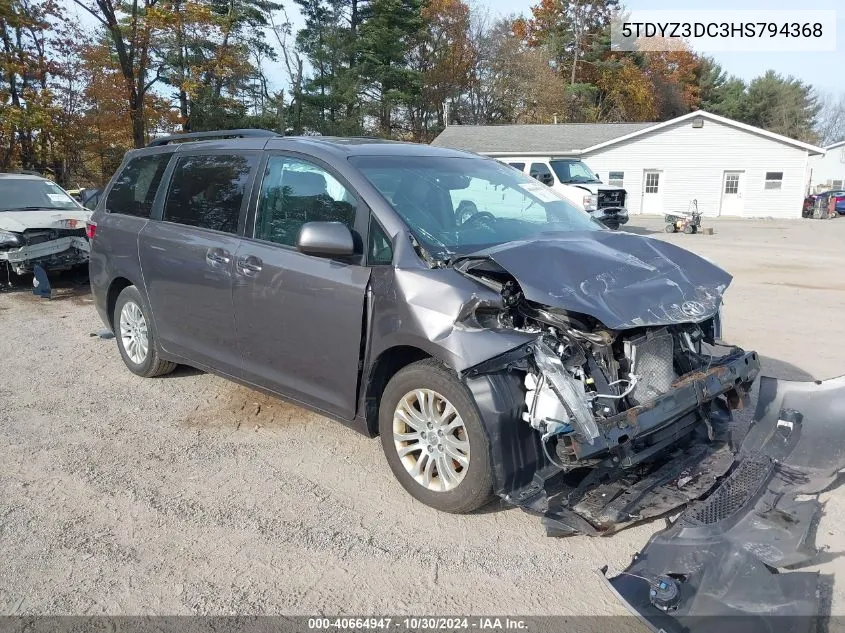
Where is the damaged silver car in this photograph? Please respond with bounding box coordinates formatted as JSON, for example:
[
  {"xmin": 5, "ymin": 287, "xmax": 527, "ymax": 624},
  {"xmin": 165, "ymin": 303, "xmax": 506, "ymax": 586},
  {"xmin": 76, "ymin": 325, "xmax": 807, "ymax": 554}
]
[
  {"xmin": 89, "ymin": 130, "xmax": 759, "ymax": 529},
  {"xmin": 0, "ymin": 173, "xmax": 92, "ymax": 278}
]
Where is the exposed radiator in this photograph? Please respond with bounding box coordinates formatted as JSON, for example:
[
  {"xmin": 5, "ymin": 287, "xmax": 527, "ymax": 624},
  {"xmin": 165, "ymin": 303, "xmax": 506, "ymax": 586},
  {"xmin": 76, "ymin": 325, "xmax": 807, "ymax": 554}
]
[{"xmin": 625, "ymin": 328, "xmax": 677, "ymax": 404}]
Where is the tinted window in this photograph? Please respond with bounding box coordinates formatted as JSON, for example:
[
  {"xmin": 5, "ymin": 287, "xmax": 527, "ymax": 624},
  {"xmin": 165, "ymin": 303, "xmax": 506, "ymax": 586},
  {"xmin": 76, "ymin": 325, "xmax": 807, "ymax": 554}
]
[
  {"xmin": 507, "ymin": 162, "xmax": 526, "ymax": 171},
  {"xmin": 162, "ymin": 154, "xmax": 257, "ymax": 233},
  {"xmin": 106, "ymin": 153, "xmax": 171, "ymax": 218},
  {"xmin": 255, "ymin": 156, "xmax": 357, "ymax": 247},
  {"xmin": 368, "ymin": 216, "xmax": 393, "ymax": 265}
]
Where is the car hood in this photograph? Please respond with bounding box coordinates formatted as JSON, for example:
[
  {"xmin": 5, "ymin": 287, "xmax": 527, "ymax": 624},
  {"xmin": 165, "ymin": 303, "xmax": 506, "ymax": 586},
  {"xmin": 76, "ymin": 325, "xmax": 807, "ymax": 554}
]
[
  {"xmin": 456, "ymin": 231, "xmax": 732, "ymax": 329},
  {"xmin": 0, "ymin": 208, "xmax": 91, "ymax": 233}
]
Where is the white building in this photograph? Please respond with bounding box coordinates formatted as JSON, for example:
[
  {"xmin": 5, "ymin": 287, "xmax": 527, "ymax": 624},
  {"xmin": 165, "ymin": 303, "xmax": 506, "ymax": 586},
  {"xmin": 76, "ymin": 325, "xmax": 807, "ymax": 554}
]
[
  {"xmin": 809, "ymin": 140, "xmax": 845, "ymax": 193},
  {"xmin": 432, "ymin": 110, "xmax": 825, "ymax": 218}
]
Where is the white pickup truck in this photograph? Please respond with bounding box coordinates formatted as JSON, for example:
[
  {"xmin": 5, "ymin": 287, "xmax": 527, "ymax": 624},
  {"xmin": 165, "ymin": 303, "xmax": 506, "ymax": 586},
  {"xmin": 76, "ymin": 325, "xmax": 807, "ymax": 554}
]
[{"xmin": 497, "ymin": 157, "xmax": 629, "ymax": 229}]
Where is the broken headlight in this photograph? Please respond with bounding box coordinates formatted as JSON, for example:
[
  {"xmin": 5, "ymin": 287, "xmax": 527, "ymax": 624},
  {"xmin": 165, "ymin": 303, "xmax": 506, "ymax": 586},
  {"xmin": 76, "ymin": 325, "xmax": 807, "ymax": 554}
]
[
  {"xmin": 531, "ymin": 338, "xmax": 601, "ymax": 443},
  {"xmin": 0, "ymin": 230, "xmax": 22, "ymax": 249}
]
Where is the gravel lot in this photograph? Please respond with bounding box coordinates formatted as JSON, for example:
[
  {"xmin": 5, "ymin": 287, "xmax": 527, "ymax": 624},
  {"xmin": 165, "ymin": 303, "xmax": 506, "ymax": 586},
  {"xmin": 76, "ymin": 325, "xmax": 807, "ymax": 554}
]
[{"xmin": 1, "ymin": 215, "xmax": 844, "ymax": 617}]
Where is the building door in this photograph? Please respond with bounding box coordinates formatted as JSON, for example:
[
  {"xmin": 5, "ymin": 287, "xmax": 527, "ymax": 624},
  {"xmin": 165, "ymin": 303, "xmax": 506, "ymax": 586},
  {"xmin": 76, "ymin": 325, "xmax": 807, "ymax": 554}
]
[
  {"xmin": 641, "ymin": 170, "xmax": 663, "ymax": 214},
  {"xmin": 719, "ymin": 170, "xmax": 745, "ymax": 216}
]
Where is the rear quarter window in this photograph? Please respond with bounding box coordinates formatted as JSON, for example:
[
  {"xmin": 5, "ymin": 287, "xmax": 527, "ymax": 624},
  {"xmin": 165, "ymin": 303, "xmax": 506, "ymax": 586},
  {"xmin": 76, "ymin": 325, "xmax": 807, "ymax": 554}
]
[{"xmin": 106, "ymin": 153, "xmax": 171, "ymax": 218}]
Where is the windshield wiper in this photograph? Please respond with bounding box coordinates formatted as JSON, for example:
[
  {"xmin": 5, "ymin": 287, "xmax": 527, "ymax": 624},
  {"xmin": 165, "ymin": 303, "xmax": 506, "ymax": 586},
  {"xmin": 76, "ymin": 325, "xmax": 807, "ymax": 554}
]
[{"xmin": 1, "ymin": 206, "xmax": 66, "ymax": 212}]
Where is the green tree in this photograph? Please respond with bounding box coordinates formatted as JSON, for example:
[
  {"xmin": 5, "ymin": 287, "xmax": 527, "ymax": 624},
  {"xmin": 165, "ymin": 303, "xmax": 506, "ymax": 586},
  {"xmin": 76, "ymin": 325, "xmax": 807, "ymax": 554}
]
[
  {"xmin": 698, "ymin": 57, "xmax": 747, "ymax": 121},
  {"xmin": 358, "ymin": 0, "xmax": 425, "ymax": 136},
  {"xmin": 0, "ymin": 0, "xmax": 64, "ymax": 170},
  {"xmin": 744, "ymin": 71, "xmax": 819, "ymax": 143}
]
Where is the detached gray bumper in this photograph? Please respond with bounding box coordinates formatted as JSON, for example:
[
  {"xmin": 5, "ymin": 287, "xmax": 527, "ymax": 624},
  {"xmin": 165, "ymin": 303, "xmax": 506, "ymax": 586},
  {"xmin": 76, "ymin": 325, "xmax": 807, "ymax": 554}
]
[{"xmin": 603, "ymin": 374, "xmax": 845, "ymax": 632}]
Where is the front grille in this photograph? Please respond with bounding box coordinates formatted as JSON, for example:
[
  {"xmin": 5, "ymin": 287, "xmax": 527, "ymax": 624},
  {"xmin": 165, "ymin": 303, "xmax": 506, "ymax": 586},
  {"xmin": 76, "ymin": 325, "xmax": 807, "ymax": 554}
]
[
  {"xmin": 685, "ymin": 454, "xmax": 773, "ymax": 525},
  {"xmin": 598, "ymin": 189, "xmax": 626, "ymax": 209},
  {"xmin": 626, "ymin": 329, "xmax": 676, "ymax": 404}
]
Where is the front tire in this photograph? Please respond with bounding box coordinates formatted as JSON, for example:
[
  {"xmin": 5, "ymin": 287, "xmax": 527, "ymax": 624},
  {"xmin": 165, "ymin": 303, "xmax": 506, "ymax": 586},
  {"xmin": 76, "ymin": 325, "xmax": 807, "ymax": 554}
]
[
  {"xmin": 114, "ymin": 285, "xmax": 176, "ymax": 378},
  {"xmin": 379, "ymin": 359, "xmax": 494, "ymax": 513}
]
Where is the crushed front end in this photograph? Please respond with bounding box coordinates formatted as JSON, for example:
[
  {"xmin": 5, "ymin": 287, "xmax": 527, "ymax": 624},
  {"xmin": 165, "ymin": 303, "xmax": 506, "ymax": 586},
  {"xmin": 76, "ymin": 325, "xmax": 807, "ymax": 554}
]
[
  {"xmin": 0, "ymin": 224, "xmax": 90, "ymax": 276},
  {"xmin": 451, "ymin": 234, "xmax": 761, "ymax": 535}
]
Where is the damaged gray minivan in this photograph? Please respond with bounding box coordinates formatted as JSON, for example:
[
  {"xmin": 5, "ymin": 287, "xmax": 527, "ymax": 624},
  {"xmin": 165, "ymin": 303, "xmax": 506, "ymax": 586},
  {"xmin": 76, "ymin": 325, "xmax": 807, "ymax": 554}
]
[{"xmin": 90, "ymin": 130, "xmax": 759, "ymax": 533}]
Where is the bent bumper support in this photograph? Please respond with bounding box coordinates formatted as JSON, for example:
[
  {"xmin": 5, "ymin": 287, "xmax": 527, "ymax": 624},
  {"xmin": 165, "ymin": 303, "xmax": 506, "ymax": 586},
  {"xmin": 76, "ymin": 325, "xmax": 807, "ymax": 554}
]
[
  {"xmin": 0, "ymin": 236, "xmax": 90, "ymax": 263},
  {"xmin": 464, "ymin": 349, "xmax": 761, "ymax": 536},
  {"xmin": 602, "ymin": 374, "xmax": 845, "ymax": 632}
]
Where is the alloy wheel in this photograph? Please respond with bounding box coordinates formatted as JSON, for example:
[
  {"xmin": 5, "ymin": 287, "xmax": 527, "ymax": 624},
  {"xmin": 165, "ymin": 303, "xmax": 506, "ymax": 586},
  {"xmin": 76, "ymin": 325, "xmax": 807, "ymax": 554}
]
[
  {"xmin": 119, "ymin": 300, "xmax": 149, "ymax": 365},
  {"xmin": 392, "ymin": 389, "xmax": 470, "ymax": 492}
]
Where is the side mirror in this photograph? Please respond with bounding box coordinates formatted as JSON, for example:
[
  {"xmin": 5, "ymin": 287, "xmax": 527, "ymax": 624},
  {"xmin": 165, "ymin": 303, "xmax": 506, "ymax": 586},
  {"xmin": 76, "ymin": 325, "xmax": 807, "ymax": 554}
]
[
  {"xmin": 540, "ymin": 173, "xmax": 554, "ymax": 186},
  {"xmin": 297, "ymin": 221, "xmax": 355, "ymax": 258}
]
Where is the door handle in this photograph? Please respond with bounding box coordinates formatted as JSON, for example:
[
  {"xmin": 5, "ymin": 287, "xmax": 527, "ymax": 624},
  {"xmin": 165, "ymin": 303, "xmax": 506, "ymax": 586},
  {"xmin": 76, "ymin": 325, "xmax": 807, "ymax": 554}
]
[
  {"xmin": 236, "ymin": 255, "xmax": 263, "ymax": 276},
  {"xmin": 206, "ymin": 248, "xmax": 231, "ymax": 265}
]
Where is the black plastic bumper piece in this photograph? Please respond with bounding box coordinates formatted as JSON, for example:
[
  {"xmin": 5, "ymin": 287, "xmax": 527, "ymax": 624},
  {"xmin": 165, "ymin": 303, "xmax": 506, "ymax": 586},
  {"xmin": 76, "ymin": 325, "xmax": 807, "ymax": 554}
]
[
  {"xmin": 465, "ymin": 351, "xmax": 760, "ymax": 536},
  {"xmin": 603, "ymin": 374, "xmax": 845, "ymax": 631}
]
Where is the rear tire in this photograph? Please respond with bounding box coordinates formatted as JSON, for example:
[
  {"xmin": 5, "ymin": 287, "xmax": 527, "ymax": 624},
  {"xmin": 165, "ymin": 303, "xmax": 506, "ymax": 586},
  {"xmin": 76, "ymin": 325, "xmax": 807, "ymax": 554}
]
[
  {"xmin": 379, "ymin": 359, "xmax": 494, "ymax": 513},
  {"xmin": 113, "ymin": 285, "xmax": 176, "ymax": 378},
  {"xmin": 664, "ymin": 224, "xmax": 676, "ymax": 233}
]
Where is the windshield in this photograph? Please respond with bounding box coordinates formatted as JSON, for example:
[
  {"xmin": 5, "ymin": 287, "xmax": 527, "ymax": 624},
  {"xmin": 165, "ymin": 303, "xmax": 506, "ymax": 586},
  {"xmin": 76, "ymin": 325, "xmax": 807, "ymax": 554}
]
[
  {"xmin": 350, "ymin": 155, "xmax": 601, "ymax": 258},
  {"xmin": 549, "ymin": 159, "xmax": 600, "ymax": 184},
  {"xmin": 0, "ymin": 178, "xmax": 81, "ymax": 211}
]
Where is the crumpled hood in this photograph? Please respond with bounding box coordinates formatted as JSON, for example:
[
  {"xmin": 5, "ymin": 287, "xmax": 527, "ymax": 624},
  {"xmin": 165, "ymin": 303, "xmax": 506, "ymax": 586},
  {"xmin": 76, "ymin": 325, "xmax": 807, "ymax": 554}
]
[
  {"xmin": 460, "ymin": 231, "xmax": 732, "ymax": 329},
  {"xmin": 0, "ymin": 208, "xmax": 91, "ymax": 233}
]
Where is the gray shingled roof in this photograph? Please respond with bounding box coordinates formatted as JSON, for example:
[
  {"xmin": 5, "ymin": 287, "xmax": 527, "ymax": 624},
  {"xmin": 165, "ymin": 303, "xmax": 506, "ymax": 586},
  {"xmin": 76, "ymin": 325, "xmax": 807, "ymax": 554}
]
[{"xmin": 431, "ymin": 122, "xmax": 657, "ymax": 154}]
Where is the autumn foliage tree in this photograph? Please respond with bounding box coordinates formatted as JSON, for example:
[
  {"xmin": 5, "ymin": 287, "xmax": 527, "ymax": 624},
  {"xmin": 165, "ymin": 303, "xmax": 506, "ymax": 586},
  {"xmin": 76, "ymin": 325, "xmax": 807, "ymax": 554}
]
[
  {"xmin": 0, "ymin": 0, "xmax": 64, "ymax": 170},
  {"xmin": 0, "ymin": 0, "xmax": 834, "ymax": 188}
]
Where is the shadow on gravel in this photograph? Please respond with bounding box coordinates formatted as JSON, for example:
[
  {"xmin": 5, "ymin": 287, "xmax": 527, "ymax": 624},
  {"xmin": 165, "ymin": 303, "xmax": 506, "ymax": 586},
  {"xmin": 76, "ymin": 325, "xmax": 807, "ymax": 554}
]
[
  {"xmin": 181, "ymin": 382, "xmax": 312, "ymax": 431},
  {"xmin": 619, "ymin": 224, "xmax": 663, "ymax": 236},
  {"xmin": 159, "ymin": 365, "xmax": 205, "ymax": 379}
]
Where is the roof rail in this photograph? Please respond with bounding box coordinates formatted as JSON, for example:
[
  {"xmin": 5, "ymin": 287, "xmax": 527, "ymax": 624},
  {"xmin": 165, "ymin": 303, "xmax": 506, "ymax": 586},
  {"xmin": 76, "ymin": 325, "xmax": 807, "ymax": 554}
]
[{"xmin": 147, "ymin": 129, "xmax": 281, "ymax": 147}]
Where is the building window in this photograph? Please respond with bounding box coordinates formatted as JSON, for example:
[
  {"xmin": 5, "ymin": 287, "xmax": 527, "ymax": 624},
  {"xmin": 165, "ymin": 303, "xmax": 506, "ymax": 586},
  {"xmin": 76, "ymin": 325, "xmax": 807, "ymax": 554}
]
[
  {"xmin": 608, "ymin": 171, "xmax": 624, "ymax": 187},
  {"xmin": 644, "ymin": 172, "xmax": 660, "ymax": 193},
  {"xmin": 764, "ymin": 172, "xmax": 783, "ymax": 190},
  {"xmin": 832, "ymin": 179, "xmax": 843, "ymax": 189},
  {"xmin": 724, "ymin": 173, "xmax": 740, "ymax": 194}
]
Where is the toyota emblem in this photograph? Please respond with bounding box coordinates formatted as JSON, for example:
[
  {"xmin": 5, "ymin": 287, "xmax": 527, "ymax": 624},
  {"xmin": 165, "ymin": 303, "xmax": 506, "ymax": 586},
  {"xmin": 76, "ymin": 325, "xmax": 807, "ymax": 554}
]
[{"xmin": 681, "ymin": 301, "xmax": 707, "ymax": 318}]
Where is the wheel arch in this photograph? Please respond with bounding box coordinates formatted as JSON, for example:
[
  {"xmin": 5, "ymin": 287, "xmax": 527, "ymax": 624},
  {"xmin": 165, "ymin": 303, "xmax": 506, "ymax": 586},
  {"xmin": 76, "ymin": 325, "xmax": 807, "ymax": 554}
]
[
  {"xmin": 106, "ymin": 277, "xmax": 135, "ymax": 330},
  {"xmin": 363, "ymin": 345, "xmax": 432, "ymax": 436}
]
